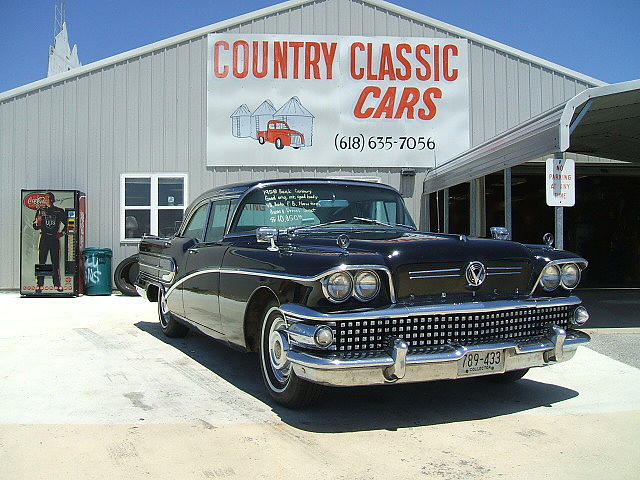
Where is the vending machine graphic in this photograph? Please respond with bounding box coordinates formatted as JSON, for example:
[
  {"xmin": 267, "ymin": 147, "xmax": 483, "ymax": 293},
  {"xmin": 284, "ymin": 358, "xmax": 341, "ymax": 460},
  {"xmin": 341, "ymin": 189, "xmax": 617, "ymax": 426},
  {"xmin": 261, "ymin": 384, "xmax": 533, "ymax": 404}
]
[{"xmin": 20, "ymin": 190, "xmax": 87, "ymax": 296}]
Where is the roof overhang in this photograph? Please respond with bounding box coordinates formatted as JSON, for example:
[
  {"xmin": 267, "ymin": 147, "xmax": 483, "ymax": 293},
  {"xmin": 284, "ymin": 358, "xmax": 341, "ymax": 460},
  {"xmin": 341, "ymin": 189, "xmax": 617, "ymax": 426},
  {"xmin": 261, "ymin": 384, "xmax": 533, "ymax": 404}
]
[{"xmin": 424, "ymin": 79, "xmax": 640, "ymax": 193}]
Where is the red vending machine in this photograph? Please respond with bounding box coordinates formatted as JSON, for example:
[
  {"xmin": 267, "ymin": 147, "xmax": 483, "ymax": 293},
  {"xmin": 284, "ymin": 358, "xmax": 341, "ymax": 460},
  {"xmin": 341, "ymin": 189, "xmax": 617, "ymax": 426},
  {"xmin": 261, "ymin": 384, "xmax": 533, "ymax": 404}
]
[{"xmin": 20, "ymin": 190, "xmax": 87, "ymax": 296}]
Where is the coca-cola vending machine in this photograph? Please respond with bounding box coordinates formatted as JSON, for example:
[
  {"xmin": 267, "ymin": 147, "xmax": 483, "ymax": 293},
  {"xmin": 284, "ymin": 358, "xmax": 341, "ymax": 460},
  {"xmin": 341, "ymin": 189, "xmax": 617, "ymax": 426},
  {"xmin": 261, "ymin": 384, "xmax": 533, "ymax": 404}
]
[{"xmin": 20, "ymin": 190, "xmax": 87, "ymax": 296}]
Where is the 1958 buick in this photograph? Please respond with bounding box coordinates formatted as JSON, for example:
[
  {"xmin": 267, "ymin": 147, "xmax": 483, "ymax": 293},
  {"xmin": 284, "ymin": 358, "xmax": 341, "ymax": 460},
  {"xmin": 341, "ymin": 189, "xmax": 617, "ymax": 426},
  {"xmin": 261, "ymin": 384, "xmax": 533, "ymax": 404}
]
[{"xmin": 136, "ymin": 178, "xmax": 590, "ymax": 408}]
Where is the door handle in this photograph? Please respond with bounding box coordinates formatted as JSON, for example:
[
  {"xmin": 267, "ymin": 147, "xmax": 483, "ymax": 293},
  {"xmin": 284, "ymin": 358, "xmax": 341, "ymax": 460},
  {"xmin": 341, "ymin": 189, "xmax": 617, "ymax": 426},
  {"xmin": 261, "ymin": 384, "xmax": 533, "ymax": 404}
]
[{"xmin": 187, "ymin": 248, "xmax": 199, "ymax": 255}]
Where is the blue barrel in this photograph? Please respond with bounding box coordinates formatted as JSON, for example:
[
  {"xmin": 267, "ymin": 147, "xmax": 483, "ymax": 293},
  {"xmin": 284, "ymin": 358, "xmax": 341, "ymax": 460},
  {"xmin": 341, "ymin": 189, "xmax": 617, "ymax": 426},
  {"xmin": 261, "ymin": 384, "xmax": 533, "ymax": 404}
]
[{"xmin": 83, "ymin": 247, "xmax": 113, "ymax": 295}]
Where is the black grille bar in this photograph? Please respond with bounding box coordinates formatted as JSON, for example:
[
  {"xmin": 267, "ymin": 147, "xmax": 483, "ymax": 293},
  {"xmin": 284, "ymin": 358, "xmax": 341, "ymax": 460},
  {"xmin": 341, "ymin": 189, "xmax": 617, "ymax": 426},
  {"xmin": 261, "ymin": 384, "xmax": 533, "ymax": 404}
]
[{"xmin": 333, "ymin": 305, "xmax": 573, "ymax": 352}]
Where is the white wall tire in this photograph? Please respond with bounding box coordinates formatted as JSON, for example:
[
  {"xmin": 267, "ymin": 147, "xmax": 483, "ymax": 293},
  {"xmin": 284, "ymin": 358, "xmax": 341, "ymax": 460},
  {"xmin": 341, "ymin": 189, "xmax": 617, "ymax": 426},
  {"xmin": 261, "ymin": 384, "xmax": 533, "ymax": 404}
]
[
  {"xmin": 158, "ymin": 289, "xmax": 189, "ymax": 338},
  {"xmin": 259, "ymin": 304, "xmax": 322, "ymax": 408}
]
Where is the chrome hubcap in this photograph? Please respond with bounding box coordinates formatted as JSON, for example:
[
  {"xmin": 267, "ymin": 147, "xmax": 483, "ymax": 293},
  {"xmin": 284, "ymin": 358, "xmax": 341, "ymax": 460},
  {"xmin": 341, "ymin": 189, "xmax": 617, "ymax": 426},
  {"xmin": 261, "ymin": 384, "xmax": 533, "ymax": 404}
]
[
  {"xmin": 268, "ymin": 316, "xmax": 290, "ymax": 384},
  {"xmin": 159, "ymin": 292, "xmax": 169, "ymax": 327}
]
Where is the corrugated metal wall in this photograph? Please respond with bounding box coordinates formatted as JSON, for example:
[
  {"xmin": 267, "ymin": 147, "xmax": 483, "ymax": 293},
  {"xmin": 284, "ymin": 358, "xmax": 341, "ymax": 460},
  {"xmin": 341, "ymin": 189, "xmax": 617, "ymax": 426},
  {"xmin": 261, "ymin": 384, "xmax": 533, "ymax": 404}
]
[{"xmin": 0, "ymin": 0, "xmax": 601, "ymax": 287}]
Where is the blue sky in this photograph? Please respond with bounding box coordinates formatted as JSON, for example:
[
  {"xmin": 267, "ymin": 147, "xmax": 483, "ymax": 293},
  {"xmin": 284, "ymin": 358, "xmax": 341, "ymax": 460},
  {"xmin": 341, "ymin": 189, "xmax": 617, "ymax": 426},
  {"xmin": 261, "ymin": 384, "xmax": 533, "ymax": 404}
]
[{"xmin": 1, "ymin": 0, "xmax": 639, "ymax": 93}]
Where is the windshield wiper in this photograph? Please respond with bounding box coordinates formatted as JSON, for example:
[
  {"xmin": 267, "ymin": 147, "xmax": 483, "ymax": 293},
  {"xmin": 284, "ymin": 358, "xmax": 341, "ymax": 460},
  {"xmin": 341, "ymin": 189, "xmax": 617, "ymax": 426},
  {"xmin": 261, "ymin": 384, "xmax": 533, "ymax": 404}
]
[
  {"xmin": 287, "ymin": 219, "xmax": 349, "ymax": 234},
  {"xmin": 352, "ymin": 217, "xmax": 417, "ymax": 230}
]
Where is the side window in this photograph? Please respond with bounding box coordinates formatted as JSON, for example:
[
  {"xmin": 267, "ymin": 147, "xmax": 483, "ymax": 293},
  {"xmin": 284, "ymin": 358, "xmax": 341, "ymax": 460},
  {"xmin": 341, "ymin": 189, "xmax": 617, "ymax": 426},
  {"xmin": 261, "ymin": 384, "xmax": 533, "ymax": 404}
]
[
  {"xmin": 182, "ymin": 203, "xmax": 210, "ymax": 240},
  {"xmin": 204, "ymin": 200, "xmax": 231, "ymax": 243}
]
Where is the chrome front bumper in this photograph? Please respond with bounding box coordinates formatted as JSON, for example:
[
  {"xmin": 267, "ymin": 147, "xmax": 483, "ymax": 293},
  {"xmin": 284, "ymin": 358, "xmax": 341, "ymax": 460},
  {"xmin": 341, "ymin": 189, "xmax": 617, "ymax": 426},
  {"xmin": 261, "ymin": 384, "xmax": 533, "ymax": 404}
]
[{"xmin": 278, "ymin": 297, "xmax": 590, "ymax": 387}]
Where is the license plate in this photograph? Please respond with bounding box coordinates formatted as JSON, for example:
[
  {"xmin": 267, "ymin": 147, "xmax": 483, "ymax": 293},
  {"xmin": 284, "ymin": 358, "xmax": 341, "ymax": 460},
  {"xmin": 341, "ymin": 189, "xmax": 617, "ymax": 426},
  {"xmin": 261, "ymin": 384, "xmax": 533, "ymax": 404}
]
[{"xmin": 458, "ymin": 349, "xmax": 505, "ymax": 377}]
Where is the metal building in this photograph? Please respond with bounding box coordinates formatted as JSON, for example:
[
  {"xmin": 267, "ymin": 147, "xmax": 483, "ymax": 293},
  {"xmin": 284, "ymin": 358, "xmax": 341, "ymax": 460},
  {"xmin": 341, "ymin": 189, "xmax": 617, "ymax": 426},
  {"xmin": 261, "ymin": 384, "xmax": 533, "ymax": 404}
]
[{"xmin": 0, "ymin": 0, "xmax": 635, "ymax": 289}]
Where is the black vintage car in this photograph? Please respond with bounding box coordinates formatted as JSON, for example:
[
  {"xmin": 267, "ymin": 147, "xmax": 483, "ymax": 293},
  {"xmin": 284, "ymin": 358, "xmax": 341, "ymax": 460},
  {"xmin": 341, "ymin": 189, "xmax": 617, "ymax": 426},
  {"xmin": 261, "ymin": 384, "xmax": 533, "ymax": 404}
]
[{"xmin": 136, "ymin": 179, "xmax": 590, "ymax": 407}]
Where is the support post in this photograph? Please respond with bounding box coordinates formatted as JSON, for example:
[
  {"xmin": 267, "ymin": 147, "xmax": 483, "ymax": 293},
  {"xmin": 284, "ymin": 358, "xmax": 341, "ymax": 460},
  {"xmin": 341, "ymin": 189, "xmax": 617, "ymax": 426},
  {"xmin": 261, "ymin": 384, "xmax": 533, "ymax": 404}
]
[
  {"xmin": 554, "ymin": 152, "xmax": 564, "ymax": 249},
  {"xmin": 504, "ymin": 168, "xmax": 512, "ymax": 239},
  {"xmin": 469, "ymin": 179, "xmax": 477, "ymax": 236},
  {"xmin": 443, "ymin": 187, "xmax": 450, "ymax": 233}
]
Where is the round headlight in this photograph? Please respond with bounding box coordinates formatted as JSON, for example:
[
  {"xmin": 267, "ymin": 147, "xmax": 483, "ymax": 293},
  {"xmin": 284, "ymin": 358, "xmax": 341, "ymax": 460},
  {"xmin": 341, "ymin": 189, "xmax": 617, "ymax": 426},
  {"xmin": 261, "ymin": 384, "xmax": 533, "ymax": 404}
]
[
  {"xmin": 540, "ymin": 264, "xmax": 561, "ymax": 291},
  {"xmin": 324, "ymin": 271, "xmax": 353, "ymax": 302},
  {"xmin": 561, "ymin": 263, "xmax": 581, "ymax": 289},
  {"xmin": 353, "ymin": 270, "xmax": 381, "ymax": 301}
]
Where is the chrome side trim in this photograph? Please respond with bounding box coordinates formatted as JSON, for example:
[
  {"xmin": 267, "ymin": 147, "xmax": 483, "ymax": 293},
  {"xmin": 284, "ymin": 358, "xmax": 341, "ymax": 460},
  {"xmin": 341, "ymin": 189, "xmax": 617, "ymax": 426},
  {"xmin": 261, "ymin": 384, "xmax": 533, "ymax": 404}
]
[
  {"xmin": 530, "ymin": 258, "xmax": 588, "ymax": 295},
  {"xmin": 166, "ymin": 264, "xmax": 397, "ymax": 303},
  {"xmin": 281, "ymin": 296, "xmax": 582, "ymax": 322}
]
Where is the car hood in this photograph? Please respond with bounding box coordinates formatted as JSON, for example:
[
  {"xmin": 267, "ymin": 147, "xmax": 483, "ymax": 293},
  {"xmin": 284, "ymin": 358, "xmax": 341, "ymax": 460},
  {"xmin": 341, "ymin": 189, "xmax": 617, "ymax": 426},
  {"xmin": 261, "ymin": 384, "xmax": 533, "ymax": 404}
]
[{"xmin": 284, "ymin": 230, "xmax": 534, "ymax": 299}]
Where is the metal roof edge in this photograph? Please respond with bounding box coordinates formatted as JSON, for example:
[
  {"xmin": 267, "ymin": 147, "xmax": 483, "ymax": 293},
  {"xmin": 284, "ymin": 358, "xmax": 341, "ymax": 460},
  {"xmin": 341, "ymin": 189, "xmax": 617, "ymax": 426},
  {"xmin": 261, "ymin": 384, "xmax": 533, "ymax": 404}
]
[
  {"xmin": 362, "ymin": 0, "xmax": 607, "ymax": 87},
  {"xmin": 0, "ymin": 0, "xmax": 317, "ymax": 102},
  {"xmin": 559, "ymin": 78, "xmax": 640, "ymax": 151},
  {"xmin": 1, "ymin": 0, "xmax": 608, "ymax": 103}
]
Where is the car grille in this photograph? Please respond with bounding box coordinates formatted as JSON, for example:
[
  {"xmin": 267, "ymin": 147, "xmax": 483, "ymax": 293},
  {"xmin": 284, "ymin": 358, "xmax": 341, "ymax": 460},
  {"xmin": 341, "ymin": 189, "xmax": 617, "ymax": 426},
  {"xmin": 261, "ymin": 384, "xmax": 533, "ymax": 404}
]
[
  {"xmin": 333, "ymin": 305, "xmax": 573, "ymax": 352},
  {"xmin": 291, "ymin": 135, "xmax": 303, "ymax": 146}
]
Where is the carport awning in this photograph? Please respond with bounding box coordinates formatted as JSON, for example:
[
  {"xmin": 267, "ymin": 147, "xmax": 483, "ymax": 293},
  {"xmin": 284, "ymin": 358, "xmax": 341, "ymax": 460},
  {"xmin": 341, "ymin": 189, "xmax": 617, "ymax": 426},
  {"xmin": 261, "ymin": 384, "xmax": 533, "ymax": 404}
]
[{"xmin": 424, "ymin": 79, "xmax": 640, "ymax": 193}]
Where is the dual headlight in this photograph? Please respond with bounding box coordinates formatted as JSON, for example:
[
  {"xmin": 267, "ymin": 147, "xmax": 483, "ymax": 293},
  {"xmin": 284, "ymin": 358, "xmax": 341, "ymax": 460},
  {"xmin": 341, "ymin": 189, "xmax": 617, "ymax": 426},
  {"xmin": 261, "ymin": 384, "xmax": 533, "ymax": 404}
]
[
  {"xmin": 322, "ymin": 270, "xmax": 381, "ymax": 303},
  {"xmin": 540, "ymin": 263, "xmax": 581, "ymax": 291}
]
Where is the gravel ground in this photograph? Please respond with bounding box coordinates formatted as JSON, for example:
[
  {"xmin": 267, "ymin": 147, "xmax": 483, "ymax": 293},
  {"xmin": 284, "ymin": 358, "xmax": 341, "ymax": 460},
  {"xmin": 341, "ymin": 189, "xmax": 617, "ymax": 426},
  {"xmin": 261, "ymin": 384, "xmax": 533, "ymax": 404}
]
[{"xmin": 585, "ymin": 330, "xmax": 640, "ymax": 369}]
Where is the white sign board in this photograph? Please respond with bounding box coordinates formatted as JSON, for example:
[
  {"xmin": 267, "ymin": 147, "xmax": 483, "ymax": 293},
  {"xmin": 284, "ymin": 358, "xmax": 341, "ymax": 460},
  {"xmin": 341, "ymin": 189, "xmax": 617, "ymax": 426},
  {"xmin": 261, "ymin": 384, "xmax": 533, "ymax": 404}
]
[
  {"xmin": 546, "ymin": 157, "xmax": 575, "ymax": 207},
  {"xmin": 206, "ymin": 34, "xmax": 470, "ymax": 168}
]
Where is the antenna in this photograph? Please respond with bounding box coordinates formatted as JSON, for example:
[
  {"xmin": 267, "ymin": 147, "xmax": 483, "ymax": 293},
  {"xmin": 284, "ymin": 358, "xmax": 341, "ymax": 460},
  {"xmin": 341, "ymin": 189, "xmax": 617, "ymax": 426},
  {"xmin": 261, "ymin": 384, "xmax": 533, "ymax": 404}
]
[{"xmin": 53, "ymin": 1, "xmax": 66, "ymax": 39}]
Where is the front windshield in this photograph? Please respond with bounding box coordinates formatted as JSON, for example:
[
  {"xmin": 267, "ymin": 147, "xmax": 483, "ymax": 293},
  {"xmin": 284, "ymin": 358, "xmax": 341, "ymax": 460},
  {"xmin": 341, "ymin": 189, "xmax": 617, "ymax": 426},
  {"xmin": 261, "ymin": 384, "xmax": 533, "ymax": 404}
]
[{"xmin": 231, "ymin": 184, "xmax": 416, "ymax": 233}]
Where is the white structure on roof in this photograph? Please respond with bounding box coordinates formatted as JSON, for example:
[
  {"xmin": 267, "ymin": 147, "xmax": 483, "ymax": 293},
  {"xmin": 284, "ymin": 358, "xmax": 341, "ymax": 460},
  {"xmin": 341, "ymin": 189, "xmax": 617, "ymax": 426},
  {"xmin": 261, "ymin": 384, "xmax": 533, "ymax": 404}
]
[
  {"xmin": 47, "ymin": 21, "xmax": 81, "ymax": 77},
  {"xmin": 250, "ymin": 100, "xmax": 276, "ymax": 139},
  {"xmin": 230, "ymin": 104, "xmax": 252, "ymax": 138},
  {"xmin": 274, "ymin": 96, "xmax": 315, "ymax": 147}
]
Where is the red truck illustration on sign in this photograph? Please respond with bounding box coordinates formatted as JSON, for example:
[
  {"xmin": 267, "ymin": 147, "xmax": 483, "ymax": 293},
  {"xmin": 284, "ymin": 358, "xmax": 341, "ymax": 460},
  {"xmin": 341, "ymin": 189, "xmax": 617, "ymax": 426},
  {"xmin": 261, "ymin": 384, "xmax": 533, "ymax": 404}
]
[{"xmin": 258, "ymin": 120, "xmax": 305, "ymax": 150}]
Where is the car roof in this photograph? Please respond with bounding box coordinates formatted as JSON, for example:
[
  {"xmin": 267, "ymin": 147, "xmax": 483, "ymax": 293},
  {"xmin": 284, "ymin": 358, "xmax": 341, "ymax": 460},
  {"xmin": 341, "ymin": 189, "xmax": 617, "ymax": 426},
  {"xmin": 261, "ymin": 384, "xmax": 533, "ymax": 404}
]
[{"xmin": 193, "ymin": 178, "xmax": 399, "ymax": 204}]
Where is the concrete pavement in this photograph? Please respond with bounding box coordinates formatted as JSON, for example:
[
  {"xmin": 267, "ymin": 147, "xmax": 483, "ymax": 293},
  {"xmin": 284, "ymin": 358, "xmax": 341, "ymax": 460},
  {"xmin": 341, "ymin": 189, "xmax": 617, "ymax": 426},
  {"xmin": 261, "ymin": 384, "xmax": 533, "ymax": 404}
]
[{"xmin": 0, "ymin": 292, "xmax": 639, "ymax": 479}]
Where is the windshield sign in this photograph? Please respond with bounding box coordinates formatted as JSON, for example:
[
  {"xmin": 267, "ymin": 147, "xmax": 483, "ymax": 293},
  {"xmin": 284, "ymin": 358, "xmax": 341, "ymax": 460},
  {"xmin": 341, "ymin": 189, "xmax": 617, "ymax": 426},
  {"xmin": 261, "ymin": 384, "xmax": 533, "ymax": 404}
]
[{"xmin": 232, "ymin": 184, "xmax": 415, "ymax": 232}]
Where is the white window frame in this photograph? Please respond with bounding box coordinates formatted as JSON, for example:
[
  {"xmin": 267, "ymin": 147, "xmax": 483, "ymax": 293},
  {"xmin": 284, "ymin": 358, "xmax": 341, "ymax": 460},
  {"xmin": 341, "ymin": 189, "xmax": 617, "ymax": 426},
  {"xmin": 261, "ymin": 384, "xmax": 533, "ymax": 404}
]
[{"xmin": 120, "ymin": 173, "xmax": 189, "ymax": 242}]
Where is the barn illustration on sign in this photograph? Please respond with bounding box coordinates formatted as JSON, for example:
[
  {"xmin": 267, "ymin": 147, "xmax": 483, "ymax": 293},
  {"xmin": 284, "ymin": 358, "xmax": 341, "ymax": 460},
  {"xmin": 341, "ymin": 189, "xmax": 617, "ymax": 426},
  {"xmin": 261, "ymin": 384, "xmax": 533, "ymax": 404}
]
[{"xmin": 230, "ymin": 97, "xmax": 314, "ymax": 150}]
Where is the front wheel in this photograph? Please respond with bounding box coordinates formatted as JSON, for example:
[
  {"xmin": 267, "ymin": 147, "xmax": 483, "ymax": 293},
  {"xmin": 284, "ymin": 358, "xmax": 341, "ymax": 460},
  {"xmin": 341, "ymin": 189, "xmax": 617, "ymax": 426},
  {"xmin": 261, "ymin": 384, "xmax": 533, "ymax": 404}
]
[
  {"xmin": 259, "ymin": 304, "xmax": 322, "ymax": 408},
  {"xmin": 158, "ymin": 289, "xmax": 189, "ymax": 338},
  {"xmin": 275, "ymin": 138, "xmax": 284, "ymax": 150}
]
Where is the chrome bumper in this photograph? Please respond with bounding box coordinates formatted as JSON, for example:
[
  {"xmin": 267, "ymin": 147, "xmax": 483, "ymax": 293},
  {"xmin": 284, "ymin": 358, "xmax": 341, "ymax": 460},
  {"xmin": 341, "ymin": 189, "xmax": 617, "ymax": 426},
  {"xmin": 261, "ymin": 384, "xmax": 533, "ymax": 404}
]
[{"xmin": 278, "ymin": 297, "xmax": 590, "ymax": 387}]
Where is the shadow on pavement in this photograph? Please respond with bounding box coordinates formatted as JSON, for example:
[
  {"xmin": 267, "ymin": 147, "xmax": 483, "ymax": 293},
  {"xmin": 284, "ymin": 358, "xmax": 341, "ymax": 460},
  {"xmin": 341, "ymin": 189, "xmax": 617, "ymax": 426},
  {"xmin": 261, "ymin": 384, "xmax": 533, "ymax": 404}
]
[
  {"xmin": 135, "ymin": 320, "xmax": 579, "ymax": 433},
  {"xmin": 577, "ymin": 289, "xmax": 640, "ymax": 328}
]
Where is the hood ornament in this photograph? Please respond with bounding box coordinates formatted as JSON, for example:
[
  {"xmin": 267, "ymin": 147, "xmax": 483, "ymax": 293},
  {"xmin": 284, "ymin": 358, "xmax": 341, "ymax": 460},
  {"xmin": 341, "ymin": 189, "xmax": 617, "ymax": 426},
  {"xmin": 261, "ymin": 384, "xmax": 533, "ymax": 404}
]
[
  {"xmin": 465, "ymin": 261, "xmax": 486, "ymax": 287},
  {"xmin": 336, "ymin": 234, "xmax": 350, "ymax": 249}
]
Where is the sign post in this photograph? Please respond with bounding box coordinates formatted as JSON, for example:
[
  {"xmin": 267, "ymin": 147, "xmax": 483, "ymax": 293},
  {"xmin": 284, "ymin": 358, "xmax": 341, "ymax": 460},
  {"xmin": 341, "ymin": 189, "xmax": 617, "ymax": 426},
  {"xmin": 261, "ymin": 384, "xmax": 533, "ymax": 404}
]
[{"xmin": 546, "ymin": 156, "xmax": 575, "ymax": 250}]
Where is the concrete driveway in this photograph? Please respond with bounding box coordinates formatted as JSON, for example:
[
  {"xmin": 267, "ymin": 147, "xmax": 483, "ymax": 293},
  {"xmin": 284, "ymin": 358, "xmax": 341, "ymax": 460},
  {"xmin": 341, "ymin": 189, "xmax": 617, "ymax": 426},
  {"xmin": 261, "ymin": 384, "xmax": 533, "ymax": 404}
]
[{"xmin": 1, "ymin": 292, "xmax": 639, "ymax": 479}]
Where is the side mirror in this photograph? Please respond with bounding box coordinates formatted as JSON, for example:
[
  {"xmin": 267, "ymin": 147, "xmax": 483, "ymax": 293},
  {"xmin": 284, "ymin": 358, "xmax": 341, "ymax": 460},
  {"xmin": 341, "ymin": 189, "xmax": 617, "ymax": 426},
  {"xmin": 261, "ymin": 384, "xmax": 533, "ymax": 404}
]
[
  {"xmin": 256, "ymin": 227, "xmax": 279, "ymax": 252},
  {"xmin": 490, "ymin": 227, "xmax": 510, "ymax": 240}
]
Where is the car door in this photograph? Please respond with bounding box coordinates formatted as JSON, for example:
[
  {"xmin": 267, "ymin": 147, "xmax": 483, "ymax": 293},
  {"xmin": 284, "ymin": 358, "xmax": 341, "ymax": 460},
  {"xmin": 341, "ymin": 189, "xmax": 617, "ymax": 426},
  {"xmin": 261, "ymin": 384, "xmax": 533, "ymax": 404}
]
[
  {"xmin": 182, "ymin": 199, "xmax": 232, "ymax": 334},
  {"xmin": 165, "ymin": 201, "xmax": 211, "ymax": 317}
]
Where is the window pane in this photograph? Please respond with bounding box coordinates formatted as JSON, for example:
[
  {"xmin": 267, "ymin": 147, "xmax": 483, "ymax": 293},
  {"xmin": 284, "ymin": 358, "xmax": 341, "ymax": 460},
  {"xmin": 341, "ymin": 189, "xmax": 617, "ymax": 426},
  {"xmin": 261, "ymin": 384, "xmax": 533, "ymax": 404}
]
[
  {"xmin": 158, "ymin": 177, "xmax": 184, "ymax": 206},
  {"xmin": 205, "ymin": 201, "xmax": 230, "ymax": 243},
  {"xmin": 125, "ymin": 178, "xmax": 151, "ymax": 206},
  {"xmin": 158, "ymin": 209, "xmax": 184, "ymax": 237},
  {"xmin": 124, "ymin": 209, "xmax": 150, "ymax": 238},
  {"xmin": 183, "ymin": 203, "xmax": 209, "ymax": 240}
]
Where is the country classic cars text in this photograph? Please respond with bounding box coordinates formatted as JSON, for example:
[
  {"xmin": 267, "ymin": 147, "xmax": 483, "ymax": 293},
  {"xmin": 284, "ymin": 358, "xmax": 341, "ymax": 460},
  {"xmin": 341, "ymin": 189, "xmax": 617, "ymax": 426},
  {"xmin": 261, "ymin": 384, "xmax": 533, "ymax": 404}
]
[{"xmin": 211, "ymin": 39, "xmax": 463, "ymax": 121}]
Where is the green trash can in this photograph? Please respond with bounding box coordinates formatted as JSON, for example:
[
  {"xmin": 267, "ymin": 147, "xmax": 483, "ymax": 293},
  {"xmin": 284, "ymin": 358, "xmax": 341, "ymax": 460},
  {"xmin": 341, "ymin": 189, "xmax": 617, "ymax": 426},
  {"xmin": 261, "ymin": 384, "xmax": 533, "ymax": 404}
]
[{"xmin": 83, "ymin": 247, "xmax": 113, "ymax": 295}]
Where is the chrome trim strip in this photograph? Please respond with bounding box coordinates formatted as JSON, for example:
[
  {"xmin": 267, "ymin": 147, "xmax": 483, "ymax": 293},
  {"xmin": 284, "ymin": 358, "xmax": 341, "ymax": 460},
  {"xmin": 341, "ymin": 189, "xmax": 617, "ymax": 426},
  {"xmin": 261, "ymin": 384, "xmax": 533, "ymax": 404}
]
[
  {"xmin": 486, "ymin": 271, "xmax": 521, "ymax": 276},
  {"xmin": 487, "ymin": 266, "xmax": 522, "ymax": 271},
  {"xmin": 530, "ymin": 258, "xmax": 588, "ymax": 295},
  {"xmin": 409, "ymin": 273, "xmax": 461, "ymax": 279},
  {"xmin": 165, "ymin": 264, "xmax": 397, "ymax": 302},
  {"xmin": 280, "ymin": 296, "xmax": 582, "ymax": 322},
  {"xmin": 409, "ymin": 268, "xmax": 461, "ymax": 274}
]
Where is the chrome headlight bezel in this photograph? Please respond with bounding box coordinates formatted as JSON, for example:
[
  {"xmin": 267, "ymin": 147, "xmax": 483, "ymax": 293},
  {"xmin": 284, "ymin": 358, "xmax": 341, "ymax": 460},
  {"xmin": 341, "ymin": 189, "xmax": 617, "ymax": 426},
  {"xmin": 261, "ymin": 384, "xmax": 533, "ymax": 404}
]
[
  {"xmin": 560, "ymin": 263, "xmax": 581, "ymax": 289},
  {"xmin": 322, "ymin": 271, "xmax": 353, "ymax": 303},
  {"xmin": 540, "ymin": 264, "xmax": 561, "ymax": 291},
  {"xmin": 353, "ymin": 270, "xmax": 381, "ymax": 302}
]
